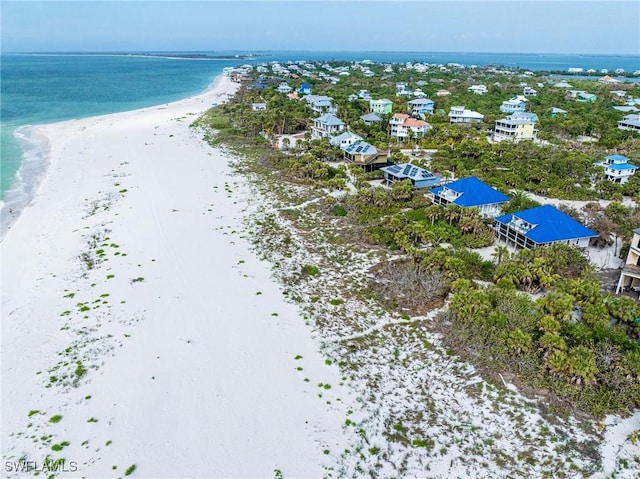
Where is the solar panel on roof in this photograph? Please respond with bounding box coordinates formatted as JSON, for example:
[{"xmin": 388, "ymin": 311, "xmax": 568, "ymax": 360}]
[{"xmin": 403, "ymin": 165, "xmax": 412, "ymax": 175}]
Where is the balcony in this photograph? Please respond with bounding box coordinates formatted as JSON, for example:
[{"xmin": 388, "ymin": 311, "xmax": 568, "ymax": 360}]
[{"xmin": 622, "ymin": 263, "xmax": 640, "ymax": 277}]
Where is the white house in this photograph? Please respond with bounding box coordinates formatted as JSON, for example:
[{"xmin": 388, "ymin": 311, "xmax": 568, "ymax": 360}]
[
  {"xmin": 329, "ymin": 131, "xmax": 363, "ymax": 148},
  {"xmin": 311, "ymin": 113, "xmax": 346, "ymax": 139},
  {"xmin": 389, "ymin": 113, "xmax": 431, "ymax": 140},
  {"xmin": 251, "ymin": 103, "xmax": 267, "ymax": 111},
  {"xmin": 468, "ymin": 84, "xmax": 488, "ymax": 95},
  {"xmin": 304, "ymin": 95, "xmax": 336, "ymax": 114},
  {"xmin": 277, "ymin": 82, "xmax": 293, "ymax": 94},
  {"xmin": 523, "ymin": 86, "xmax": 538, "ymax": 96},
  {"xmin": 618, "ymin": 114, "xmax": 640, "ymax": 132},
  {"xmin": 449, "ymin": 106, "xmax": 484, "ymax": 124},
  {"xmin": 597, "ymin": 154, "xmax": 638, "ymax": 184},
  {"xmin": 500, "ymin": 95, "xmax": 528, "ymax": 114}
]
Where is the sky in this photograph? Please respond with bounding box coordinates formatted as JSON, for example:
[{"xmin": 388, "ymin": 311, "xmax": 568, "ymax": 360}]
[{"xmin": 2, "ymin": 1, "xmax": 639, "ymax": 55}]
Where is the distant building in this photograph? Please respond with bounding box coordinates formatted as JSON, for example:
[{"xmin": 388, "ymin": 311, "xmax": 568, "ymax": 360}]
[
  {"xmin": 449, "ymin": 106, "xmax": 484, "ymax": 124},
  {"xmin": 277, "ymin": 82, "xmax": 293, "ymax": 94},
  {"xmin": 429, "ymin": 176, "xmax": 509, "ymax": 217},
  {"xmin": 360, "ymin": 113, "xmax": 383, "ymax": 125},
  {"xmin": 494, "ymin": 205, "xmax": 597, "ymax": 249},
  {"xmin": 468, "ymin": 84, "xmax": 488, "ymax": 95},
  {"xmin": 597, "ymin": 154, "xmax": 638, "ymax": 184},
  {"xmin": 304, "ymin": 95, "xmax": 336, "ymax": 114},
  {"xmin": 380, "ymin": 163, "xmax": 442, "ymax": 189},
  {"xmin": 615, "ymin": 228, "xmax": 640, "ymax": 293},
  {"xmin": 523, "ymin": 86, "xmax": 538, "ymax": 96},
  {"xmin": 251, "ymin": 103, "xmax": 267, "ymax": 111},
  {"xmin": 550, "ymin": 107, "xmax": 568, "ymax": 117},
  {"xmin": 298, "ymin": 83, "xmax": 312, "ymax": 95},
  {"xmin": 311, "ymin": 113, "xmax": 345, "ymax": 139},
  {"xmin": 408, "ymin": 98, "xmax": 435, "ymax": 116},
  {"xmin": 370, "ymin": 98, "xmax": 394, "ymax": 115},
  {"xmin": 618, "ymin": 114, "xmax": 640, "ymax": 132},
  {"xmin": 500, "ymin": 95, "xmax": 528, "ymax": 114},
  {"xmin": 436, "ymin": 89, "xmax": 451, "ymax": 97}
]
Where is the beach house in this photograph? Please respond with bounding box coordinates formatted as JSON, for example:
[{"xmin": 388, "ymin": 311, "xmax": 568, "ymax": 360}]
[
  {"xmin": 342, "ymin": 141, "xmax": 388, "ymax": 171},
  {"xmin": 429, "ymin": 176, "xmax": 509, "ymax": 217},
  {"xmin": 618, "ymin": 114, "xmax": 640, "ymax": 133},
  {"xmin": 408, "ymin": 98, "xmax": 435, "ymax": 117},
  {"xmin": 311, "ymin": 113, "xmax": 345, "ymax": 139},
  {"xmin": 251, "ymin": 103, "xmax": 267, "ymax": 111},
  {"xmin": 493, "ymin": 112, "xmax": 538, "ymax": 142},
  {"xmin": 304, "ymin": 95, "xmax": 336, "ymax": 114},
  {"xmin": 436, "ymin": 89, "xmax": 451, "ymax": 97},
  {"xmin": 389, "ymin": 114, "xmax": 431, "ymax": 140},
  {"xmin": 329, "ymin": 131, "xmax": 363, "ymax": 148},
  {"xmin": 494, "ymin": 205, "xmax": 597, "ymax": 249},
  {"xmin": 576, "ymin": 92, "xmax": 598, "ymax": 103},
  {"xmin": 277, "ymin": 82, "xmax": 293, "ymax": 94},
  {"xmin": 449, "ymin": 106, "xmax": 484, "ymax": 124},
  {"xmin": 380, "ymin": 163, "xmax": 442, "ymax": 189},
  {"xmin": 597, "ymin": 154, "xmax": 638, "ymax": 184},
  {"xmin": 298, "ymin": 83, "xmax": 312, "ymax": 95},
  {"xmin": 523, "ymin": 86, "xmax": 538, "ymax": 96},
  {"xmin": 370, "ymin": 99, "xmax": 394, "ymax": 115},
  {"xmin": 615, "ymin": 228, "xmax": 640, "ymax": 293},
  {"xmin": 500, "ymin": 96, "xmax": 527, "ymax": 114},
  {"xmin": 551, "ymin": 107, "xmax": 568, "ymax": 118},
  {"xmin": 468, "ymin": 84, "xmax": 488, "ymax": 95}
]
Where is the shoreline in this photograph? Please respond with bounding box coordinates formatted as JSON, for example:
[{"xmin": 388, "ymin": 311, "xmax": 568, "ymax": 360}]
[
  {"xmin": 0, "ymin": 74, "xmax": 231, "ymax": 242},
  {"xmin": 1, "ymin": 74, "xmax": 350, "ymax": 477}
]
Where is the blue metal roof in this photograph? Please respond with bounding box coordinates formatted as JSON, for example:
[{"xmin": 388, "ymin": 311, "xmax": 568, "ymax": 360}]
[
  {"xmin": 606, "ymin": 154, "xmax": 630, "ymax": 163},
  {"xmin": 316, "ymin": 113, "xmax": 345, "ymax": 126},
  {"xmin": 608, "ymin": 163, "xmax": 637, "ymax": 171},
  {"xmin": 431, "ymin": 176, "xmax": 509, "ymax": 207},
  {"xmin": 495, "ymin": 205, "xmax": 597, "ymax": 244}
]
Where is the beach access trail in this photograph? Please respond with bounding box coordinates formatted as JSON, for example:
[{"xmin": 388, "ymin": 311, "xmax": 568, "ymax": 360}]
[{"xmin": 1, "ymin": 76, "xmax": 348, "ymax": 478}]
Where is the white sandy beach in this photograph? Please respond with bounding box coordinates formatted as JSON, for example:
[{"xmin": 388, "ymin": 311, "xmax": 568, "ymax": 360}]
[{"xmin": 1, "ymin": 76, "xmax": 349, "ymax": 478}]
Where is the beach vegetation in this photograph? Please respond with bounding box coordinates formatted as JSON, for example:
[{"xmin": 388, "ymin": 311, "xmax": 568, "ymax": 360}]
[
  {"xmin": 87, "ymin": 417, "xmax": 98, "ymax": 423},
  {"xmin": 49, "ymin": 415, "xmax": 62, "ymax": 424},
  {"xmin": 124, "ymin": 464, "xmax": 136, "ymax": 476}
]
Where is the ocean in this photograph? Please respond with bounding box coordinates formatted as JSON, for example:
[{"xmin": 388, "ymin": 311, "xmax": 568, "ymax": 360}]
[{"xmin": 1, "ymin": 50, "xmax": 639, "ymax": 209}]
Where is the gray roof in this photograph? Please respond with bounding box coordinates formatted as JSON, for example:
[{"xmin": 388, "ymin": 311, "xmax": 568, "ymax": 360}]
[
  {"xmin": 408, "ymin": 98, "xmax": 434, "ymax": 105},
  {"xmin": 360, "ymin": 113, "xmax": 382, "ymax": 122},
  {"xmin": 315, "ymin": 113, "xmax": 345, "ymax": 126}
]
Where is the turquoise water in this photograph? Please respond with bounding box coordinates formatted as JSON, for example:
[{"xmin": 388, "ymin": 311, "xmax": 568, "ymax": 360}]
[
  {"xmin": 1, "ymin": 53, "xmax": 234, "ymax": 198},
  {"xmin": 1, "ymin": 51, "xmax": 639, "ymax": 204}
]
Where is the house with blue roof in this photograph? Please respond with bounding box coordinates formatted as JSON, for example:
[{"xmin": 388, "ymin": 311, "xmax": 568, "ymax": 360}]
[
  {"xmin": 298, "ymin": 83, "xmax": 312, "ymax": 95},
  {"xmin": 597, "ymin": 154, "xmax": 638, "ymax": 184},
  {"xmin": 495, "ymin": 205, "xmax": 597, "ymax": 249},
  {"xmin": 381, "ymin": 163, "xmax": 442, "ymax": 189},
  {"xmin": 429, "ymin": 176, "xmax": 509, "ymax": 217}
]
